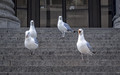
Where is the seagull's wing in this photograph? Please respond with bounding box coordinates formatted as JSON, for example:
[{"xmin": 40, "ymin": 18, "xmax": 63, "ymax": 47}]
[
  {"xmin": 34, "ymin": 38, "xmax": 38, "ymax": 44},
  {"xmin": 86, "ymin": 42, "xmax": 92, "ymax": 50},
  {"xmin": 85, "ymin": 41, "xmax": 93, "ymax": 55},
  {"xmin": 64, "ymin": 23, "xmax": 72, "ymax": 31}
]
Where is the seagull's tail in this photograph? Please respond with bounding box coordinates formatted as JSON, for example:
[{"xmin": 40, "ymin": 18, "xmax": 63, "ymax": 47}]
[
  {"xmin": 70, "ymin": 30, "xmax": 77, "ymax": 33},
  {"xmin": 73, "ymin": 30, "xmax": 77, "ymax": 33},
  {"xmin": 92, "ymin": 51, "xmax": 96, "ymax": 54},
  {"xmin": 67, "ymin": 29, "xmax": 77, "ymax": 33},
  {"xmin": 88, "ymin": 51, "xmax": 94, "ymax": 56}
]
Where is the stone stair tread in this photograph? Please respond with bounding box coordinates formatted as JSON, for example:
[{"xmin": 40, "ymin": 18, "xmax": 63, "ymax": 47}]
[
  {"xmin": 0, "ymin": 72, "xmax": 120, "ymax": 75},
  {"xmin": 1, "ymin": 59, "xmax": 120, "ymax": 65},
  {"xmin": 2, "ymin": 55, "xmax": 120, "ymax": 61},
  {"xmin": 0, "ymin": 66, "xmax": 119, "ymax": 72}
]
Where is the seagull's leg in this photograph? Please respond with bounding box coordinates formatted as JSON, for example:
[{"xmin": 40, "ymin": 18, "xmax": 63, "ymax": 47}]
[
  {"xmin": 60, "ymin": 32, "xmax": 65, "ymax": 39},
  {"xmin": 62, "ymin": 32, "xmax": 65, "ymax": 37},
  {"xmin": 30, "ymin": 50, "xmax": 35, "ymax": 55},
  {"xmin": 81, "ymin": 54, "xmax": 84, "ymax": 60}
]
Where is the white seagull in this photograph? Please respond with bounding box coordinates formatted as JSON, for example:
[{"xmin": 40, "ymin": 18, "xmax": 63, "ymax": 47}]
[
  {"xmin": 76, "ymin": 29, "xmax": 93, "ymax": 60},
  {"xmin": 24, "ymin": 31, "xmax": 38, "ymax": 50},
  {"xmin": 57, "ymin": 16, "xmax": 75, "ymax": 37},
  {"xmin": 29, "ymin": 20, "xmax": 37, "ymax": 38}
]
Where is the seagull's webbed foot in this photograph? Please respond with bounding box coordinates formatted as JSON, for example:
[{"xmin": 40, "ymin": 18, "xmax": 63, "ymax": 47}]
[{"xmin": 59, "ymin": 36, "xmax": 65, "ymax": 39}]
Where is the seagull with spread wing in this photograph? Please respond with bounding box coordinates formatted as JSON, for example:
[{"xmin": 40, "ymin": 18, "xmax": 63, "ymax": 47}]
[
  {"xmin": 57, "ymin": 16, "xmax": 75, "ymax": 37},
  {"xmin": 76, "ymin": 28, "xmax": 93, "ymax": 60}
]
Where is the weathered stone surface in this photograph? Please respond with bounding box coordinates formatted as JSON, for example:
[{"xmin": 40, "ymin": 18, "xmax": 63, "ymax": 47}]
[{"xmin": 0, "ymin": 28, "xmax": 120, "ymax": 75}]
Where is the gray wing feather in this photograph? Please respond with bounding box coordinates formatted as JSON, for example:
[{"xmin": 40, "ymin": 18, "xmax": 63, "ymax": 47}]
[
  {"xmin": 64, "ymin": 23, "xmax": 72, "ymax": 31},
  {"xmin": 86, "ymin": 42, "xmax": 92, "ymax": 50},
  {"xmin": 34, "ymin": 38, "xmax": 38, "ymax": 44}
]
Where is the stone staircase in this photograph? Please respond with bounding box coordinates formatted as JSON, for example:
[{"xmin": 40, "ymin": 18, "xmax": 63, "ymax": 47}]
[{"xmin": 0, "ymin": 28, "xmax": 120, "ymax": 75}]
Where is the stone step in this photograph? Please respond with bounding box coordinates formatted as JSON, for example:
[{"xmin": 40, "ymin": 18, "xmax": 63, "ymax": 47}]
[
  {"xmin": 0, "ymin": 33, "xmax": 117, "ymax": 38},
  {"xmin": 1, "ymin": 54, "xmax": 120, "ymax": 61},
  {"xmin": 1, "ymin": 56, "xmax": 120, "ymax": 64},
  {"xmin": 4, "ymin": 72, "xmax": 120, "ymax": 75},
  {"xmin": 0, "ymin": 38, "xmax": 119, "ymax": 43},
  {"xmin": 0, "ymin": 48, "xmax": 120, "ymax": 55},
  {"xmin": 0, "ymin": 44, "xmax": 119, "ymax": 49},
  {"xmin": 0, "ymin": 66, "xmax": 119, "ymax": 72},
  {"xmin": 8, "ymin": 60, "xmax": 120, "ymax": 66},
  {"xmin": 0, "ymin": 28, "xmax": 119, "ymax": 35},
  {"xmin": 0, "ymin": 72, "xmax": 120, "ymax": 75},
  {"xmin": 11, "ymin": 28, "xmax": 120, "ymax": 34},
  {"xmin": 0, "ymin": 37, "xmax": 117, "ymax": 42},
  {"xmin": 0, "ymin": 29, "xmax": 118, "ymax": 34},
  {"xmin": 0, "ymin": 34, "xmax": 119, "ymax": 41},
  {"xmin": 0, "ymin": 49, "xmax": 120, "ymax": 57},
  {"xmin": 0, "ymin": 46, "xmax": 120, "ymax": 52},
  {"xmin": 0, "ymin": 28, "xmax": 119, "ymax": 34},
  {"xmin": 0, "ymin": 28, "xmax": 119, "ymax": 32},
  {"xmin": 0, "ymin": 59, "xmax": 120, "ymax": 66},
  {"xmin": 0, "ymin": 41, "xmax": 120, "ymax": 46}
]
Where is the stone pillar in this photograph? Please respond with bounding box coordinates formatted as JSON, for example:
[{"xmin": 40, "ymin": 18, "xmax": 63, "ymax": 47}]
[
  {"xmin": 113, "ymin": 0, "xmax": 120, "ymax": 28},
  {"xmin": 0, "ymin": 0, "xmax": 20, "ymax": 28}
]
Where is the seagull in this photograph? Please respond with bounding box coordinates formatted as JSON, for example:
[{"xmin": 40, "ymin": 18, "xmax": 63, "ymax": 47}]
[
  {"xmin": 76, "ymin": 28, "xmax": 93, "ymax": 60},
  {"xmin": 57, "ymin": 16, "xmax": 75, "ymax": 37},
  {"xmin": 69, "ymin": 6, "xmax": 75, "ymax": 10},
  {"xmin": 24, "ymin": 31, "xmax": 38, "ymax": 50},
  {"xmin": 29, "ymin": 20, "xmax": 37, "ymax": 38}
]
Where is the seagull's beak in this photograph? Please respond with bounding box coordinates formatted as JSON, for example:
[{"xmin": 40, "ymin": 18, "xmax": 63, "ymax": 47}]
[{"xmin": 78, "ymin": 30, "xmax": 81, "ymax": 34}]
